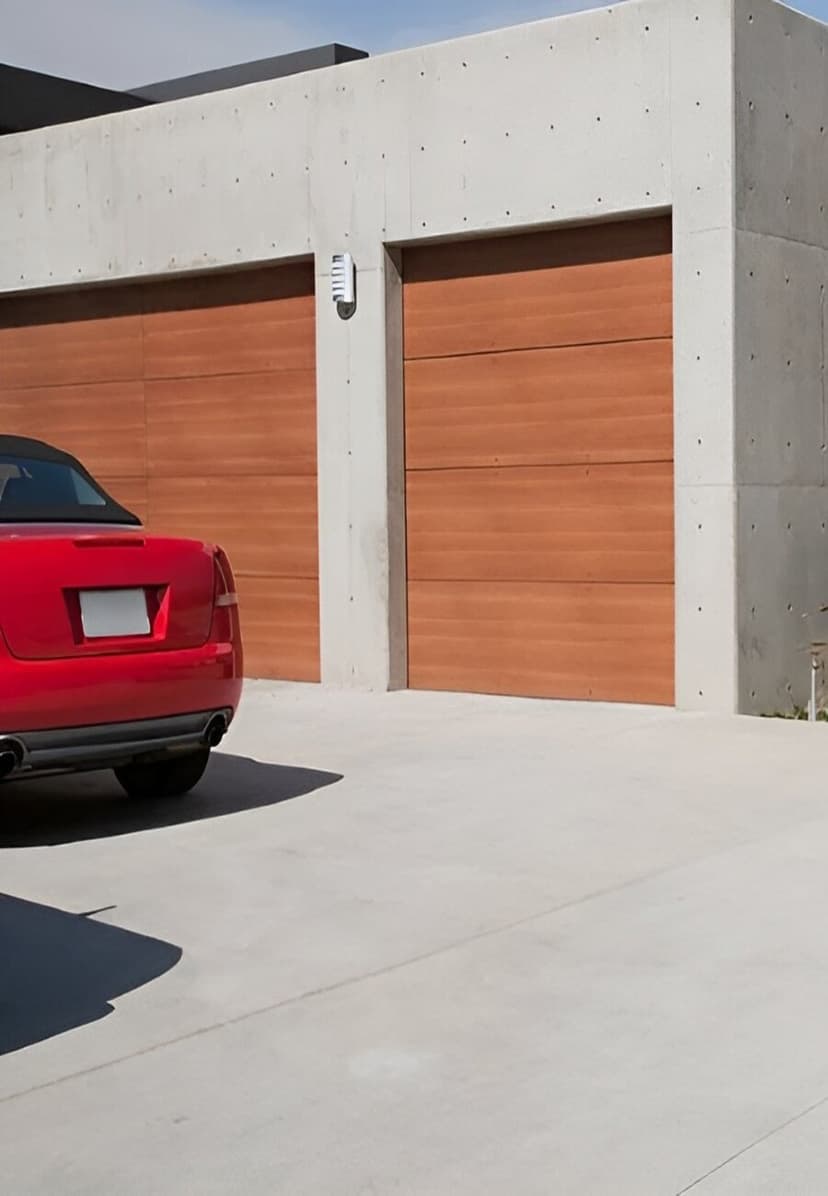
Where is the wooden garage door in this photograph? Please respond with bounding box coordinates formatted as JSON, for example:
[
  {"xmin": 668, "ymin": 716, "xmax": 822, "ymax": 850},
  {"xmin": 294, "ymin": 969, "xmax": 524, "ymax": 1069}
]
[
  {"xmin": 404, "ymin": 216, "xmax": 674, "ymax": 705},
  {"xmin": 0, "ymin": 265, "xmax": 319, "ymax": 681}
]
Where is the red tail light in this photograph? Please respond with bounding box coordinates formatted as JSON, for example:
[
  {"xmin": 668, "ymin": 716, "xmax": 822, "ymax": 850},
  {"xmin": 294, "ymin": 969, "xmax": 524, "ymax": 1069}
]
[
  {"xmin": 213, "ymin": 547, "xmax": 238, "ymax": 609},
  {"xmin": 210, "ymin": 547, "xmax": 239, "ymax": 643}
]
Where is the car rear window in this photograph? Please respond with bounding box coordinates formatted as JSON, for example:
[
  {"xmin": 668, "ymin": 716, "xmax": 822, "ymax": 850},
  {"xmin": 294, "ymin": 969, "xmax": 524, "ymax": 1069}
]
[{"xmin": 0, "ymin": 456, "xmax": 137, "ymax": 524}]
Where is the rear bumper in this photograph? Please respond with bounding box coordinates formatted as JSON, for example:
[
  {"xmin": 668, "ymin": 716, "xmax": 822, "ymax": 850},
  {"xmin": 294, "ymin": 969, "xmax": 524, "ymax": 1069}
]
[
  {"xmin": 1, "ymin": 639, "xmax": 243, "ymax": 733},
  {"xmin": 1, "ymin": 709, "xmax": 234, "ymax": 780}
]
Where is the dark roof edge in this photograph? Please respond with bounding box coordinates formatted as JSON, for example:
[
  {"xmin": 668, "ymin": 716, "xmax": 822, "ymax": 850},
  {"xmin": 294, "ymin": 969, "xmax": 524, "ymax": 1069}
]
[
  {"xmin": 0, "ymin": 62, "xmax": 150, "ymax": 133},
  {"xmin": 129, "ymin": 43, "xmax": 369, "ymax": 103}
]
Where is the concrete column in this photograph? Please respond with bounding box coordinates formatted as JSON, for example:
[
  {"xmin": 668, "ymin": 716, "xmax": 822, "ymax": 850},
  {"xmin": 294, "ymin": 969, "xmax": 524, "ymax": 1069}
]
[
  {"xmin": 314, "ymin": 247, "xmax": 407, "ymax": 690},
  {"xmin": 670, "ymin": 0, "xmax": 739, "ymax": 712},
  {"xmin": 732, "ymin": 0, "xmax": 828, "ymax": 715}
]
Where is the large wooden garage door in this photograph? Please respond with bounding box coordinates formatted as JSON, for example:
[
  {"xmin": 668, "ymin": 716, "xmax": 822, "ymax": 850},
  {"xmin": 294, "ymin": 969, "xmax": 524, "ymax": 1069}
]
[
  {"xmin": 0, "ymin": 265, "xmax": 319, "ymax": 680},
  {"xmin": 404, "ymin": 217, "xmax": 674, "ymax": 705}
]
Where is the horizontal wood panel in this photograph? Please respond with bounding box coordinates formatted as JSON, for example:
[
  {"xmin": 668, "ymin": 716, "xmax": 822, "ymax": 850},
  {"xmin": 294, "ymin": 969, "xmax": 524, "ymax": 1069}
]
[
  {"xmin": 404, "ymin": 218, "xmax": 672, "ymax": 360},
  {"xmin": 147, "ymin": 476, "xmax": 318, "ymax": 579},
  {"xmin": 146, "ymin": 371, "xmax": 316, "ymax": 478},
  {"xmin": 0, "ymin": 315, "xmax": 144, "ymax": 389},
  {"xmin": 407, "ymin": 463, "xmax": 674, "ymax": 584},
  {"xmin": 0, "ymin": 285, "xmax": 141, "ymax": 326},
  {"xmin": 143, "ymin": 293, "xmax": 316, "ymax": 379},
  {"xmin": 408, "ymin": 580, "xmax": 674, "ymax": 704},
  {"xmin": 405, "ymin": 259, "xmax": 672, "ymax": 360},
  {"xmin": 405, "ymin": 339, "xmax": 673, "ymax": 470},
  {"xmin": 0, "ymin": 382, "xmax": 146, "ymax": 478},
  {"xmin": 405, "ymin": 217, "xmax": 672, "ymax": 284},
  {"xmin": 237, "ymin": 575, "xmax": 320, "ymax": 681},
  {"xmin": 141, "ymin": 263, "xmax": 315, "ymax": 312}
]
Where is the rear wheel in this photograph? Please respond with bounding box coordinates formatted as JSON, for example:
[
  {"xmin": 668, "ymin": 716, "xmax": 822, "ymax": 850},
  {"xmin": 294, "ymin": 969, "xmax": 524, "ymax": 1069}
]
[{"xmin": 115, "ymin": 748, "xmax": 210, "ymax": 799}]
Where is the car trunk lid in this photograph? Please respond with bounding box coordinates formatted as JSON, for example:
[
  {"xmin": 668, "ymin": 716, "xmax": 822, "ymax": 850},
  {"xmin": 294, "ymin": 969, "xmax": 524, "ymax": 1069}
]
[{"xmin": 0, "ymin": 526, "xmax": 216, "ymax": 660}]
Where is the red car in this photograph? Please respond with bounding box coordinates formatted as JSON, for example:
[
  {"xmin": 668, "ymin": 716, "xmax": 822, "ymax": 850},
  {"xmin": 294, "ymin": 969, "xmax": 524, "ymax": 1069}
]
[{"xmin": 0, "ymin": 436, "xmax": 243, "ymax": 797}]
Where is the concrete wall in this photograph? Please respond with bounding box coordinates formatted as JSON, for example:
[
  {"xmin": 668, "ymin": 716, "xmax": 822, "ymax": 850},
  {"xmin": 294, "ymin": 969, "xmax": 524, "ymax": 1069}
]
[
  {"xmin": 0, "ymin": 1, "xmax": 674, "ymax": 288},
  {"xmin": 0, "ymin": 0, "xmax": 746, "ymax": 709},
  {"xmin": 670, "ymin": 0, "xmax": 737, "ymax": 713},
  {"xmin": 734, "ymin": 0, "xmax": 828, "ymax": 713}
]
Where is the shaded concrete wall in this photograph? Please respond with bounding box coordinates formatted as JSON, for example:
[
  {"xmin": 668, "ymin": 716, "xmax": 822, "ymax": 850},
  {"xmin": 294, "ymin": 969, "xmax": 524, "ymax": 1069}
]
[{"xmin": 734, "ymin": 0, "xmax": 828, "ymax": 713}]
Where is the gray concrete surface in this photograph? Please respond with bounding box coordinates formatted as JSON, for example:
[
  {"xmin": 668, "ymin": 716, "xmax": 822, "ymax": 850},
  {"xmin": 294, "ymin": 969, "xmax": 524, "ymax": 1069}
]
[
  {"xmin": 733, "ymin": 0, "xmax": 828, "ymax": 716},
  {"xmin": 4, "ymin": 681, "xmax": 828, "ymax": 1192}
]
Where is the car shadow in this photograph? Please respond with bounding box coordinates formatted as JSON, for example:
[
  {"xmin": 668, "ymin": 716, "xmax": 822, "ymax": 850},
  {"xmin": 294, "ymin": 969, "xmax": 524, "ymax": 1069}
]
[
  {"xmin": 0, "ymin": 893, "xmax": 182, "ymax": 1056},
  {"xmin": 0, "ymin": 752, "xmax": 343, "ymax": 848}
]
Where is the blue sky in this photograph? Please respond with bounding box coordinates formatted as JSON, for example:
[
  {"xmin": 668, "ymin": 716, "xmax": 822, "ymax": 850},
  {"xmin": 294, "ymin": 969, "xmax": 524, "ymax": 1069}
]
[
  {"xmin": 253, "ymin": 0, "xmax": 828, "ymax": 50},
  {"xmin": 244, "ymin": 0, "xmax": 614, "ymax": 51},
  {"xmin": 3, "ymin": 0, "xmax": 828, "ymax": 89}
]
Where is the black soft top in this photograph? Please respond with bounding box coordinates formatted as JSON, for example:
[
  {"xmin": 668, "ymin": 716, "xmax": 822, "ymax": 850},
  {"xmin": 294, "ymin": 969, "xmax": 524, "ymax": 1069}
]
[
  {"xmin": 0, "ymin": 435, "xmax": 141, "ymax": 526},
  {"xmin": 0, "ymin": 435, "xmax": 67, "ymax": 460}
]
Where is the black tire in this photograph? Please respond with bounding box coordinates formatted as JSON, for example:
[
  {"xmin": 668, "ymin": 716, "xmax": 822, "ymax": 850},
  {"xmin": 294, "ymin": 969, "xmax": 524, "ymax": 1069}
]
[{"xmin": 115, "ymin": 748, "xmax": 210, "ymax": 799}]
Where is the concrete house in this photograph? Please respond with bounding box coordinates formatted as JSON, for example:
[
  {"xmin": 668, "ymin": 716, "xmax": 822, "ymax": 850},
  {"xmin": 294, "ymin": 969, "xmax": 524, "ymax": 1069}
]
[{"xmin": 0, "ymin": 0, "xmax": 826, "ymax": 715}]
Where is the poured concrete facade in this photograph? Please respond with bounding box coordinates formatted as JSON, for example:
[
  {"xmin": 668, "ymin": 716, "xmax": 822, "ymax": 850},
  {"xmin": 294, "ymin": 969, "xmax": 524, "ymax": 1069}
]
[{"xmin": 0, "ymin": 0, "xmax": 825, "ymax": 714}]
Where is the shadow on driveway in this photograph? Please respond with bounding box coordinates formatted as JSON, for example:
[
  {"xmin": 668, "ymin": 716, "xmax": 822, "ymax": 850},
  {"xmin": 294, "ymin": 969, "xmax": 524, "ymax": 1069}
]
[
  {"xmin": 0, "ymin": 753, "xmax": 342, "ymax": 848},
  {"xmin": 0, "ymin": 894, "xmax": 182, "ymax": 1056}
]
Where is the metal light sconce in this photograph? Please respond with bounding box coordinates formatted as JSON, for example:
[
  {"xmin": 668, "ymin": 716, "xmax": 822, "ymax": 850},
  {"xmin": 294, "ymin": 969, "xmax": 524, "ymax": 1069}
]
[{"xmin": 332, "ymin": 252, "xmax": 356, "ymax": 320}]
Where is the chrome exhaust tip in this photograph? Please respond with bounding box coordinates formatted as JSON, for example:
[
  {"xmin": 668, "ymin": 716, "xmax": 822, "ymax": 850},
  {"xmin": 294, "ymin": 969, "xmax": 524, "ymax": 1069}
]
[
  {"xmin": 203, "ymin": 714, "xmax": 228, "ymax": 749},
  {"xmin": 0, "ymin": 738, "xmax": 24, "ymax": 779}
]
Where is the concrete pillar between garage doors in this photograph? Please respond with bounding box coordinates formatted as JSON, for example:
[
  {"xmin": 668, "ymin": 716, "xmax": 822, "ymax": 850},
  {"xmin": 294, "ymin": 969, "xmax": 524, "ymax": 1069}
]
[{"xmin": 315, "ymin": 247, "xmax": 407, "ymax": 690}]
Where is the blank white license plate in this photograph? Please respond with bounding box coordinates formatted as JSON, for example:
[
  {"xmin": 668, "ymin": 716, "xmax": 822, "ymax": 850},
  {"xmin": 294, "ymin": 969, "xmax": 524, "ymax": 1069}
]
[{"xmin": 80, "ymin": 588, "xmax": 151, "ymax": 639}]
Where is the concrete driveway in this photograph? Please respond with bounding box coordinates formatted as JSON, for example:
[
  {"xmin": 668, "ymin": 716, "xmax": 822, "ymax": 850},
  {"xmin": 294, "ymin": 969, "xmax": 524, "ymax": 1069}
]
[{"xmin": 3, "ymin": 683, "xmax": 828, "ymax": 1194}]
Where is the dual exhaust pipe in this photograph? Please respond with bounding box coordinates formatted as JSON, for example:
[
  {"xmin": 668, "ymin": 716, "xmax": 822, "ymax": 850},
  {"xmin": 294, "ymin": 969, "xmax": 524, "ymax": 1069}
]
[{"xmin": 0, "ymin": 713, "xmax": 227, "ymax": 782}]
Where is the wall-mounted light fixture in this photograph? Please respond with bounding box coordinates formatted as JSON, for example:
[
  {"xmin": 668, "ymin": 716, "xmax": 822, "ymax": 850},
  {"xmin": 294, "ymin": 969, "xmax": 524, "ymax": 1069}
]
[{"xmin": 332, "ymin": 252, "xmax": 356, "ymax": 320}]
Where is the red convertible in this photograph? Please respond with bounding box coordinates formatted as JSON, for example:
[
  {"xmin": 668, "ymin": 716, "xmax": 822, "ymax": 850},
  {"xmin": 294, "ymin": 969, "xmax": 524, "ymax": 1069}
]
[{"xmin": 0, "ymin": 436, "xmax": 243, "ymax": 797}]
